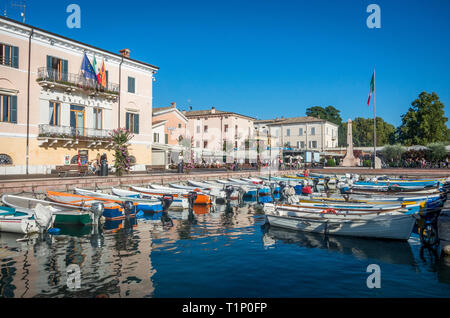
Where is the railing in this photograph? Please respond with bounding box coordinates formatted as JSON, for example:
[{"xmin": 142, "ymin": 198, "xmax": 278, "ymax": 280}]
[
  {"xmin": 38, "ymin": 124, "xmax": 112, "ymax": 140},
  {"xmin": 0, "ymin": 57, "xmax": 17, "ymax": 68},
  {"xmin": 37, "ymin": 67, "xmax": 120, "ymax": 95}
]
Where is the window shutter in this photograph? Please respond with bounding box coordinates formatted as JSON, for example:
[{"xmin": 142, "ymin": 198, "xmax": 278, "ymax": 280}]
[
  {"xmin": 12, "ymin": 46, "xmax": 19, "ymax": 68},
  {"xmin": 62, "ymin": 59, "xmax": 68, "ymax": 81},
  {"xmin": 165, "ymin": 134, "xmax": 168, "ymax": 144},
  {"xmin": 135, "ymin": 114, "xmax": 139, "ymax": 134},
  {"xmin": 126, "ymin": 112, "xmax": 130, "ymax": 131},
  {"xmin": 47, "ymin": 55, "xmax": 52, "ymax": 69},
  {"xmin": 11, "ymin": 96, "xmax": 17, "ymax": 123}
]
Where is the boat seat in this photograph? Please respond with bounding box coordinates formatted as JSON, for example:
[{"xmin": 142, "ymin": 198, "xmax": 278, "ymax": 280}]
[{"xmin": 0, "ymin": 206, "xmax": 16, "ymax": 216}]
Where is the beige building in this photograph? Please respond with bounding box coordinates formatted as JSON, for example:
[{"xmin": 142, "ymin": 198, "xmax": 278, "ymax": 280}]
[
  {"xmin": 254, "ymin": 116, "xmax": 339, "ymax": 152},
  {"xmin": 0, "ymin": 16, "xmax": 158, "ymax": 175},
  {"xmin": 184, "ymin": 107, "xmax": 256, "ymax": 163}
]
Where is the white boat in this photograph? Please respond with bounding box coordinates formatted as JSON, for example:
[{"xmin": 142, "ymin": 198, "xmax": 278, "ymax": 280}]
[
  {"xmin": 130, "ymin": 186, "xmax": 189, "ymax": 209},
  {"xmin": 263, "ymin": 203, "xmax": 417, "ymax": 240},
  {"xmin": 3, "ymin": 194, "xmax": 94, "ymax": 225},
  {"xmin": 187, "ymin": 180, "xmax": 240, "ymax": 199},
  {"xmin": 74, "ymin": 188, "xmax": 163, "ymax": 212},
  {"xmin": 168, "ymin": 183, "xmax": 226, "ymax": 199},
  {"xmin": 0, "ymin": 204, "xmax": 55, "ymax": 235}
]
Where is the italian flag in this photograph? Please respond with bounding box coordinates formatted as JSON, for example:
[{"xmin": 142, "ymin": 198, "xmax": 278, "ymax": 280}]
[{"xmin": 367, "ymin": 71, "xmax": 375, "ymax": 106}]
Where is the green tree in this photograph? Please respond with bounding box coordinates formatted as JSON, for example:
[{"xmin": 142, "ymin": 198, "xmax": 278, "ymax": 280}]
[
  {"xmin": 306, "ymin": 105, "xmax": 342, "ymax": 125},
  {"xmin": 110, "ymin": 128, "xmax": 134, "ymax": 177},
  {"xmin": 352, "ymin": 117, "xmax": 395, "ymax": 147},
  {"xmin": 426, "ymin": 142, "xmax": 447, "ymax": 163},
  {"xmin": 398, "ymin": 92, "xmax": 448, "ymax": 146},
  {"xmin": 381, "ymin": 144, "xmax": 406, "ymax": 163}
]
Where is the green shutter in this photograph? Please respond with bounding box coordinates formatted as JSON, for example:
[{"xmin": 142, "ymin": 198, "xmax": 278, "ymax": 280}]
[
  {"xmin": 12, "ymin": 46, "xmax": 19, "ymax": 68},
  {"xmin": 47, "ymin": 55, "xmax": 52, "ymax": 69},
  {"xmin": 135, "ymin": 114, "xmax": 139, "ymax": 134},
  {"xmin": 62, "ymin": 59, "xmax": 68, "ymax": 81},
  {"xmin": 165, "ymin": 134, "xmax": 168, "ymax": 144},
  {"xmin": 5, "ymin": 46, "xmax": 10, "ymax": 66},
  {"xmin": 126, "ymin": 112, "xmax": 130, "ymax": 131},
  {"xmin": 10, "ymin": 96, "xmax": 17, "ymax": 123},
  {"xmin": 128, "ymin": 77, "xmax": 135, "ymax": 93}
]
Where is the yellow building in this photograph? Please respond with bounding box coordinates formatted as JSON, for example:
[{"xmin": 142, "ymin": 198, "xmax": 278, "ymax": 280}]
[{"xmin": 0, "ymin": 16, "xmax": 159, "ymax": 175}]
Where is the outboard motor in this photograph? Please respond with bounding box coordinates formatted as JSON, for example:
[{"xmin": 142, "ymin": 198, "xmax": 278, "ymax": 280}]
[
  {"xmin": 187, "ymin": 191, "xmax": 198, "ymax": 211},
  {"xmin": 91, "ymin": 202, "xmax": 105, "ymax": 225},
  {"xmin": 324, "ymin": 176, "xmax": 330, "ymax": 192},
  {"xmin": 123, "ymin": 201, "xmax": 135, "ymax": 216},
  {"xmin": 224, "ymin": 185, "xmax": 234, "ymax": 202},
  {"xmin": 160, "ymin": 195, "xmax": 174, "ymax": 212},
  {"xmin": 312, "ymin": 178, "xmax": 319, "ymax": 193},
  {"xmin": 279, "ymin": 181, "xmax": 287, "ymax": 201}
]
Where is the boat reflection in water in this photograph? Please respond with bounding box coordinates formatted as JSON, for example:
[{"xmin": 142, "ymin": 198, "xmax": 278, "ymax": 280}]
[{"xmin": 263, "ymin": 226, "xmax": 417, "ymax": 267}]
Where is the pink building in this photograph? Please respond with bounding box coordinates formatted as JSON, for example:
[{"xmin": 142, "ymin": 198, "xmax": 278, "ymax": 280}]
[
  {"xmin": 183, "ymin": 107, "xmax": 256, "ymax": 163},
  {"xmin": 0, "ymin": 16, "xmax": 158, "ymax": 174}
]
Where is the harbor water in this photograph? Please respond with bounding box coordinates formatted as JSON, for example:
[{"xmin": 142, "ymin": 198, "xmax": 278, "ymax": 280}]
[{"xmin": 1, "ymin": 200, "xmax": 450, "ymax": 298}]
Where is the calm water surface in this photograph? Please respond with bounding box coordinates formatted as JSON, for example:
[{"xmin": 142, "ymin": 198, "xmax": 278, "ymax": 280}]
[{"xmin": 1, "ymin": 201, "xmax": 450, "ymax": 298}]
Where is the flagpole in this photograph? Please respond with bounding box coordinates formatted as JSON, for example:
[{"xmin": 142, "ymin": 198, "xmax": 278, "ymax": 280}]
[{"xmin": 373, "ymin": 68, "xmax": 376, "ymax": 169}]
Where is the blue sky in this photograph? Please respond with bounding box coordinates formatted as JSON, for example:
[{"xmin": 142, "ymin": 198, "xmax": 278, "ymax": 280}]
[{"xmin": 4, "ymin": 0, "xmax": 450, "ymax": 126}]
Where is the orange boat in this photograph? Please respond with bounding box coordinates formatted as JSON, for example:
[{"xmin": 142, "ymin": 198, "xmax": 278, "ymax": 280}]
[{"xmin": 46, "ymin": 191, "xmax": 137, "ymax": 220}]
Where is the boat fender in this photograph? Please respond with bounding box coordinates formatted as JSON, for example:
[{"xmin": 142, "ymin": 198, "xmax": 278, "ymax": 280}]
[
  {"xmin": 321, "ymin": 209, "xmax": 337, "ymax": 214},
  {"xmin": 48, "ymin": 228, "xmax": 61, "ymax": 235}
]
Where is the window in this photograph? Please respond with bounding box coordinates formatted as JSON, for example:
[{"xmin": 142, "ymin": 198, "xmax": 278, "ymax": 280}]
[
  {"xmin": 0, "ymin": 95, "xmax": 17, "ymax": 123},
  {"xmin": 235, "ymin": 141, "xmax": 238, "ymax": 148},
  {"xmin": 46, "ymin": 55, "xmax": 68, "ymax": 81},
  {"xmin": 93, "ymin": 107, "xmax": 102, "ymax": 130},
  {"xmin": 70, "ymin": 105, "xmax": 85, "ymax": 136},
  {"xmin": 0, "ymin": 43, "xmax": 19, "ymax": 68},
  {"xmin": 129, "ymin": 156, "xmax": 136, "ymax": 164},
  {"xmin": 196, "ymin": 141, "xmax": 200, "ymax": 148},
  {"xmin": 224, "ymin": 124, "xmax": 228, "ymax": 132},
  {"xmin": 165, "ymin": 134, "xmax": 168, "ymax": 144},
  {"xmin": 126, "ymin": 112, "xmax": 139, "ymax": 134},
  {"xmin": 203, "ymin": 141, "xmax": 208, "ymax": 148},
  {"xmin": 0, "ymin": 154, "xmax": 13, "ymax": 165},
  {"xmin": 153, "ymin": 133, "xmax": 159, "ymax": 143},
  {"xmin": 204, "ymin": 125, "xmax": 208, "ymax": 133},
  {"xmin": 301, "ymin": 141, "xmax": 305, "ymax": 149},
  {"xmin": 311, "ymin": 127, "xmax": 316, "ymax": 136},
  {"xmin": 286, "ymin": 129, "xmax": 290, "ymax": 136},
  {"xmin": 309, "ymin": 141, "xmax": 317, "ymax": 148},
  {"xmin": 299, "ymin": 128, "xmax": 303, "ymax": 136},
  {"xmin": 49, "ymin": 102, "xmax": 60, "ymax": 126},
  {"xmin": 178, "ymin": 123, "xmax": 182, "ymax": 129},
  {"xmin": 128, "ymin": 77, "xmax": 136, "ymax": 93}
]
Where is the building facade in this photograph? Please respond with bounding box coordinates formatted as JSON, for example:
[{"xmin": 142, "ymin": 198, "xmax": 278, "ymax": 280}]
[
  {"xmin": 0, "ymin": 16, "xmax": 158, "ymax": 175},
  {"xmin": 254, "ymin": 116, "xmax": 339, "ymax": 152},
  {"xmin": 184, "ymin": 107, "xmax": 256, "ymax": 163}
]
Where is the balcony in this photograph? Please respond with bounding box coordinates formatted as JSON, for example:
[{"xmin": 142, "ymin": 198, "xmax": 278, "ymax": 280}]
[
  {"xmin": 38, "ymin": 124, "xmax": 114, "ymax": 148},
  {"xmin": 36, "ymin": 67, "xmax": 120, "ymax": 99}
]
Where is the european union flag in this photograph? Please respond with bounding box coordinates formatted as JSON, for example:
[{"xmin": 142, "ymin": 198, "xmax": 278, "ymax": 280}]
[{"xmin": 81, "ymin": 53, "xmax": 97, "ymax": 80}]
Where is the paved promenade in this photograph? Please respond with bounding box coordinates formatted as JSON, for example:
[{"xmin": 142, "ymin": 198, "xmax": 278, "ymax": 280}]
[{"xmin": 0, "ymin": 167, "xmax": 449, "ymax": 195}]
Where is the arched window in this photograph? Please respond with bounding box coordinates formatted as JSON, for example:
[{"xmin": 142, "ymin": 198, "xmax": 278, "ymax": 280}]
[
  {"xmin": 129, "ymin": 156, "xmax": 136, "ymax": 164},
  {"xmin": 0, "ymin": 154, "xmax": 12, "ymax": 165}
]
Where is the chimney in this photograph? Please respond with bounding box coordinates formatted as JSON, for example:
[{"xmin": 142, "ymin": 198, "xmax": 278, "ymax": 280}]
[
  {"xmin": 171, "ymin": 102, "xmax": 177, "ymax": 108},
  {"xmin": 211, "ymin": 106, "xmax": 216, "ymax": 114},
  {"xmin": 119, "ymin": 48, "xmax": 130, "ymax": 58}
]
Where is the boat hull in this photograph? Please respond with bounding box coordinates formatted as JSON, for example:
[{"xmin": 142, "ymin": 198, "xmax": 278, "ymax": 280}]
[{"xmin": 266, "ymin": 212, "xmax": 416, "ymax": 240}]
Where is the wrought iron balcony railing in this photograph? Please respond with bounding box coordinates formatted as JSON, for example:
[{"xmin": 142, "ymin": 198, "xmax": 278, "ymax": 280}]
[
  {"xmin": 37, "ymin": 67, "xmax": 120, "ymax": 95},
  {"xmin": 38, "ymin": 124, "xmax": 113, "ymax": 140}
]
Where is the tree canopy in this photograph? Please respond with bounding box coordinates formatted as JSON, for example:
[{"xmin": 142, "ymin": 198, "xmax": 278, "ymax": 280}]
[{"xmin": 398, "ymin": 92, "xmax": 448, "ymax": 146}]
